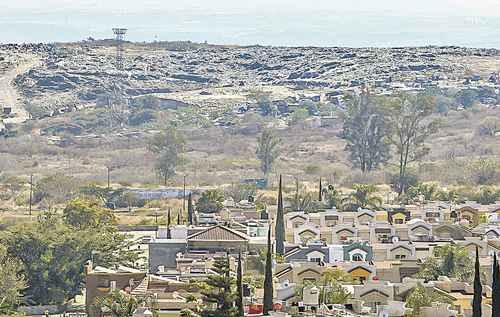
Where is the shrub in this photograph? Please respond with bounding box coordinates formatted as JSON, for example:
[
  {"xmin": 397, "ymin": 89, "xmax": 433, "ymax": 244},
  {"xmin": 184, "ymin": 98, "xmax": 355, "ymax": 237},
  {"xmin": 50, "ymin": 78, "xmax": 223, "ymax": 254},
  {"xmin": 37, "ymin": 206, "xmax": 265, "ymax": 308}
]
[
  {"xmin": 196, "ymin": 189, "xmax": 224, "ymax": 213},
  {"xmin": 477, "ymin": 117, "xmax": 499, "ymax": 137}
]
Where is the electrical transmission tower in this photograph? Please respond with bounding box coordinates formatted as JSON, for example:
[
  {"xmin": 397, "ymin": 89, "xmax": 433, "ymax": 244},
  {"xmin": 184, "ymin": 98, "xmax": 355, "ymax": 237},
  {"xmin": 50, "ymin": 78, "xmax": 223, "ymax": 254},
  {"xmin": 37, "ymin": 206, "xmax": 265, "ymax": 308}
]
[{"xmin": 112, "ymin": 28, "xmax": 127, "ymax": 70}]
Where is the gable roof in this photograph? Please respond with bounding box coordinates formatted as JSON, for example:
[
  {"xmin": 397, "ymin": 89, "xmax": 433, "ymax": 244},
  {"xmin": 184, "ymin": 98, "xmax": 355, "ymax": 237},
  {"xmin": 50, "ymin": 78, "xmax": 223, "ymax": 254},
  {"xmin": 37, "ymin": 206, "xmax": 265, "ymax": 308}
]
[
  {"xmin": 390, "ymin": 245, "xmax": 412, "ymax": 253},
  {"xmin": 360, "ymin": 289, "xmax": 389, "ymax": 298},
  {"xmin": 290, "ymin": 214, "xmax": 308, "ymax": 221},
  {"xmin": 347, "ymin": 265, "xmax": 373, "ymax": 274},
  {"xmin": 358, "ymin": 211, "xmax": 374, "ymax": 218},
  {"xmin": 336, "ymin": 228, "xmax": 356, "ymax": 235},
  {"xmin": 297, "ymin": 268, "xmax": 321, "ymax": 276},
  {"xmin": 485, "ymin": 228, "xmax": 500, "ymax": 236},
  {"xmin": 298, "ymin": 229, "xmax": 318, "ymax": 236},
  {"xmin": 410, "ymin": 224, "xmax": 431, "ymax": 232},
  {"xmin": 187, "ymin": 225, "xmax": 249, "ymax": 241}
]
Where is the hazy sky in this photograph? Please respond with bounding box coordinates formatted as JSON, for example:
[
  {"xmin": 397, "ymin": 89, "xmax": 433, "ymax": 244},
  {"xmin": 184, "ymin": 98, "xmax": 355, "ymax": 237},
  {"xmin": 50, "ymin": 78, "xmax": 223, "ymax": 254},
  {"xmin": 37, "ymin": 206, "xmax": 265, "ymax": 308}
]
[
  {"xmin": 4, "ymin": 0, "xmax": 500, "ymax": 16},
  {"xmin": 3, "ymin": 0, "xmax": 500, "ymax": 46}
]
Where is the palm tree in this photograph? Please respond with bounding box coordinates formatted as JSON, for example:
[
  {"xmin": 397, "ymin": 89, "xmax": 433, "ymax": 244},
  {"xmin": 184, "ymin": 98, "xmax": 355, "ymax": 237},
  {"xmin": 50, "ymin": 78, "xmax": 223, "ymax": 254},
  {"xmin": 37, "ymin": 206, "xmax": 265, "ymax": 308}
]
[
  {"xmin": 342, "ymin": 184, "xmax": 382, "ymax": 211},
  {"xmin": 94, "ymin": 290, "xmax": 144, "ymax": 317}
]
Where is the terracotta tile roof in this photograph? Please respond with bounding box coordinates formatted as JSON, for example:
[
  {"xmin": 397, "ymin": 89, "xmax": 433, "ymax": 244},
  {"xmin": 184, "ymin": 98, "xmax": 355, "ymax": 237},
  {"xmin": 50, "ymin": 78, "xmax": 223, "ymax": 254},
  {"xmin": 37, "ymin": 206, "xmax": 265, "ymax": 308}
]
[{"xmin": 187, "ymin": 225, "xmax": 249, "ymax": 241}]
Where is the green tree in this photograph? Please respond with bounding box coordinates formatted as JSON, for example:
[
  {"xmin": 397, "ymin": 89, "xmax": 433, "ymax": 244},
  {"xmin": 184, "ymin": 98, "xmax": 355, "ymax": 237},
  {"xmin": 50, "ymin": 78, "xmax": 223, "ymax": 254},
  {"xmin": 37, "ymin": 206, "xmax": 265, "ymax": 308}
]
[
  {"xmin": 201, "ymin": 257, "xmax": 237, "ymax": 317},
  {"xmin": 289, "ymin": 192, "xmax": 321, "ymax": 214},
  {"xmin": 320, "ymin": 268, "xmax": 352, "ymax": 305},
  {"xmin": 263, "ymin": 227, "xmax": 274, "ymax": 315},
  {"xmin": 323, "ymin": 283, "xmax": 351, "ymax": 305},
  {"xmin": 63, "ymin": 199, "xmax": 116, "ymax": 229},
  {"xmin": 0, "ymin": 245, "xmax": 26, "ymax": 314},
  {"xmin": 188, "ymin": 193, "xmax": 194, "ymax": 225},
  {"xmin": 224, "ymin": 183, "xmax": 256, "ymax": 204},
  {"xmin": 196, "ymin": 190, "xmax": 224, "ymax": 213},
  {"xmin": 167, "ymin": 208, "xmax": 172, "ymax": 239},
  {"xmin": 384, "ymin": 93, "xmax": 439, "ymax": 195},
  {"xmin": 275, "ymin": 176, "xmax": 285, "ymax": 256},
  {"xmin": 341, "ymin": 184, "xmax": 382, "ymax": 211},
  {"xmin": 1, "ymin": 222, "xmax": 140, "ymax": 305},
  {"xmin": 318, "ymin": 178, "xmax": 323, "ymax": 202},
  {"xmin": 492, "ymin": 253, "xmax": 500, "ymax": 317},
  {"xmin": 475, "ymin": 187, "xmax": 500, "ymax": 205},
  {"xmin": 469, "ymin": 158, "xmax": 499, "ymax": 185},
  {"xmin": 407, "ymin": 183, "xmax": 439, "ymax": 202},
  {"xmin": 455, "ymin": 89, "xmax": 479, "ymax": 109},
  {"xmin": 342, "ymin": 93, "xmax": 390, "ymax": 172},
  {"xmin": 324, "ymin": 185, "xmax": 342, "ymax": 210},
  {"xmin": 148, "ymin": 125, "xmax": 185, "ymax": 185},
  {"xmin": 94, "ymin": 290, "xmax": 143, "ymax": 317},
  {"xmin": 405, "ymin": 285, "xmax": 453, "ymax": 317},
  {"xmin": 416, "ymin": 245, "xmax": 474, "ymax": 282},
  {"xmin": 236, "ymin": 252, "xmax": 244, "ymax": 317},
  {"xmin": 256, "ymin": 129, "xmax": 282, "ymax": 176},
  {"xmin": 34, "ymin": 174, "xmax": 81, "ymax": 208},
  {"xmin": 473, "ymin": 247, "xmax": 482, "ymax": 317},
  {"xmin": 289, "ymin": 108, "xmax": 309, "ymax": 125}
]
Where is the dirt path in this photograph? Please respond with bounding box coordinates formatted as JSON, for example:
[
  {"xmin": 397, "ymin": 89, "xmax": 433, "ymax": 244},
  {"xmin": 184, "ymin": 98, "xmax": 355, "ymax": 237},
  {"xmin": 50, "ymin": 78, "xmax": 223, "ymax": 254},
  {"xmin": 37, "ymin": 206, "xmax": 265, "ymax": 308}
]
[{"xmin": 0, "ymin": 55, "xmax": 40, "ymax": 124}]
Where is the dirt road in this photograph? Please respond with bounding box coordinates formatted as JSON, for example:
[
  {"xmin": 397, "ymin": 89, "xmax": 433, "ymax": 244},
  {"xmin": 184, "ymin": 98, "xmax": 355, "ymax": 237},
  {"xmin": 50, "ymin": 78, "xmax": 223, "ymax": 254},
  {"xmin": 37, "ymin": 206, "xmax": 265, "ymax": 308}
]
[{"xmin": 0, "ymin": 56, "xmax": 40, "ymax": 124}]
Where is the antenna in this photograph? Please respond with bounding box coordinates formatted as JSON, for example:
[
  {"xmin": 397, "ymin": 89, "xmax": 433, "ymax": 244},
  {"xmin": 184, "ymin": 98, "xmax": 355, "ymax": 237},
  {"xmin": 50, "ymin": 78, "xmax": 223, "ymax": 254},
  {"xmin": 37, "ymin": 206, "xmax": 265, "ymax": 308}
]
[{"xmin": 112, "ymin": 28, "xmax": 127, "ymax": 70}]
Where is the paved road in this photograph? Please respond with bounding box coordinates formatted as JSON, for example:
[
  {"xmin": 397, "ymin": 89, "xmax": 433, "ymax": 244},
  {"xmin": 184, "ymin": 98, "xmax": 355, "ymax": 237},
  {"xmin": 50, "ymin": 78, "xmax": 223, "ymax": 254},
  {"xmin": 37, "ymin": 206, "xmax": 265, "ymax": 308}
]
[{"xmin": 0, "ymin": 56, "xmax": 40, "ymax": 124}]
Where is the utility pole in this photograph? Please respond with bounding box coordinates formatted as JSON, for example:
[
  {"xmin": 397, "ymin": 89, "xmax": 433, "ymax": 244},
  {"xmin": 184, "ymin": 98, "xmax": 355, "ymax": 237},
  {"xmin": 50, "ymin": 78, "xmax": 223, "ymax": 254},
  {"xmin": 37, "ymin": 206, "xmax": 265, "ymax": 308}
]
[{"xmin": 29, "ymin": 174, "xmax": 33, "ymax": 216}]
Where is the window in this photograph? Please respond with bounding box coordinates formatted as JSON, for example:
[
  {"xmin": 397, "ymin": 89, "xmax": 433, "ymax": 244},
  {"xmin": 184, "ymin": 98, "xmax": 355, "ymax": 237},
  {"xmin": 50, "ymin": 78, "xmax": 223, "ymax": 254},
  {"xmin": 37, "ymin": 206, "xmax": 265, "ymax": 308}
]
[
  {"xmin": 352, "ymin": 253, "xmax": 364, "ymax": 261},
  {"xmin": 394, "ymin": 219, "xmax": 404, "ymax": 224},
  {"xmin": 395, "ymin": 254, "xmax": 406, "ymax": 260}
]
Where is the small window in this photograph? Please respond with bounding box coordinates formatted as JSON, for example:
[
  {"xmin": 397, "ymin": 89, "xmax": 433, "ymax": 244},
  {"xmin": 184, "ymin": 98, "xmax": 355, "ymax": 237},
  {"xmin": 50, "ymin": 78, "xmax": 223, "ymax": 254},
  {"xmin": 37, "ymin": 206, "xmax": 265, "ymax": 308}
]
[
  {"xmin": 352, "ymin": 253, "xmax": 364, "ymax": 261},
  {"xmin": 394, "ymin": 219, "xmax": 404, "ymax": 224}
]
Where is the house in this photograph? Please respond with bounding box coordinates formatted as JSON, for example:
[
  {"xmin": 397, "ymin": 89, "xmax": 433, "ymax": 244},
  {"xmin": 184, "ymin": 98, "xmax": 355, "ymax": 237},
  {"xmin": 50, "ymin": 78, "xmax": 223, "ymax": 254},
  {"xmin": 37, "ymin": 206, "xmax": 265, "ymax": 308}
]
[
  {"xmin": 343, "ymin": 241, "xmax": 373, "ymax": 262},
  {"xmin": 293, "ymin": 223, "xmax": 321, "ymax": 244},
  {"xmin": 351, "ymin": 281, "xmax": 395, "ymax": 311},
  {"xmin": 187, "ymin": 225, "xmax": 250, "ymax": 252},
  {"xmin": 85, "ymin": 262, "xmax": 147, "ymax": 317},
  {"xmin": 432, "ymin": 224, "xmax": 472, "ymax": 241}
]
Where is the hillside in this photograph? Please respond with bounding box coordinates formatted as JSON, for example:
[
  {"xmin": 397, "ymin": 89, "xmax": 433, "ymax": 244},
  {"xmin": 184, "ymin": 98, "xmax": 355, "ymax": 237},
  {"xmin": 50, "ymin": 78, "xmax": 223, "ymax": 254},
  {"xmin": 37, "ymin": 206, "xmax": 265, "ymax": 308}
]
[{"xmin": 0, "ymin": 41, "xmax": 499, "ymax": 191}]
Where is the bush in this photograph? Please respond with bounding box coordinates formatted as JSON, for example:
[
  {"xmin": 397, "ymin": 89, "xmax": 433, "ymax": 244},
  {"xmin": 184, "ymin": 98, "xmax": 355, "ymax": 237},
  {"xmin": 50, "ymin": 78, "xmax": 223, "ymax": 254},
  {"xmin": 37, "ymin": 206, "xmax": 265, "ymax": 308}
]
[
  {"xmin": 474, "ymin": 187, "xmax": 500, "ymax": 205},
  {"xmin": 196, "ymin": 189, "xmax": 224, "ymax": 213},
  {"xmin": 477, "ymin": 117, "xmax": 499, "ymax": 137},
  {"xmin": 469, "ymin": 158, "xmax": 499, "ymax": 185},
  {"xmin": 128, "ymin": 110, "xmax": 156, "ymax": 126}
]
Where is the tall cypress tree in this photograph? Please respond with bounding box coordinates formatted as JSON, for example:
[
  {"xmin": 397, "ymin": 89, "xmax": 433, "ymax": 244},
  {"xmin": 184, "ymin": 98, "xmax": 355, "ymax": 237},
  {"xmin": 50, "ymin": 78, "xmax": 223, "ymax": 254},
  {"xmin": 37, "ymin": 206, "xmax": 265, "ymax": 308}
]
[
  {"xmin": 263, "ymin": 226, "xmax": 273, "ymax": 315},
  {"xmin": 177, "ymin": 209, "xmax": 182, "ymax": 225},
  {"xmin": 167, "ymin": 208, "xmax": 172, "ymax": 239},
  {"xmin": 275, "ymin": 175, "xmax": 285, "ymax": 256},
  {"xmin": 319, "ymin": 177, "xmax": 323, "ymax": 202},
  {"xmin": 493, "ymin": 253, "xmax": 500, "ymax": 317},
  {"xmin": 236, "ymin": 251, "xmax": 244, "ymax": 317},
  {"xmin": 473, "ymin": 246, "xmax": 482, "ymax": 317},
  {"xmin": 188, "ymin": 193, "xmax": 194, "ymax": 225}
]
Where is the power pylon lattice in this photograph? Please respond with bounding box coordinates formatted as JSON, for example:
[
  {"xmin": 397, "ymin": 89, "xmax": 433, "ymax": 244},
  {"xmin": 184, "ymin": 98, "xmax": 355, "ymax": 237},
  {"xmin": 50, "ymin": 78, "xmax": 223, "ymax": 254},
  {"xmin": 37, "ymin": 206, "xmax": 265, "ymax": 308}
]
[{"xmin": 112, "ymin": 28, "xmax": 127, "ymax": 70}]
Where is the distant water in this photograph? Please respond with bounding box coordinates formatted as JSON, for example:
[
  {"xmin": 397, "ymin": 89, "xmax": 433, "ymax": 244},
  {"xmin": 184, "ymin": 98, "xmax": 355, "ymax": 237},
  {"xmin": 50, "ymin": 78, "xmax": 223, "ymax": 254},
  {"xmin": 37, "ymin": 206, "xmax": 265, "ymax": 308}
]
[{"xmin": 2, "ymin": 8, "xmax": 500, "ymax": 48}]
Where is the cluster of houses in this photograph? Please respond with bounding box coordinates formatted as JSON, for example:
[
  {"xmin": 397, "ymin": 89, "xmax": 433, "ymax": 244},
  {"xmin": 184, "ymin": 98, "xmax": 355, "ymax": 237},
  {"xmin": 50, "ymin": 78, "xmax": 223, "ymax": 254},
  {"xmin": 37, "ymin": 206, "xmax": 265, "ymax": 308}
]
[{"xmin": 86, "ymin": 198, "xmax": 500, "ymax": 317}]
